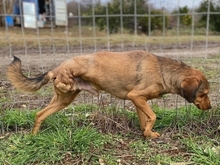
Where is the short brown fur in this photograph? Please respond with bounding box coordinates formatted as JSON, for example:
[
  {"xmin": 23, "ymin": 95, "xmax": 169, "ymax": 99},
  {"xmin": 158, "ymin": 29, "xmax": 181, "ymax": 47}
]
[{"xmin": 7, "ymin": 50, "xmax": 211, "ymax": 138}]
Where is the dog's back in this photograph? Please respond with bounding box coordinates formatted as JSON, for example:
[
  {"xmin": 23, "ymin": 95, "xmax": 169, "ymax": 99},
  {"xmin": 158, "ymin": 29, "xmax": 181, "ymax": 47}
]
[{"xmin": 60, "ymin": 50, "xmax": 162, "ymax": 98}]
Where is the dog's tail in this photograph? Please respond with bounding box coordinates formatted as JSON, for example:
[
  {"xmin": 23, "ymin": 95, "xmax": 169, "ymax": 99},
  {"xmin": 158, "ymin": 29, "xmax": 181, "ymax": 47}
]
[{"xmin": 7, "ymin": 56, "xmax": 53, "ymax": 92}]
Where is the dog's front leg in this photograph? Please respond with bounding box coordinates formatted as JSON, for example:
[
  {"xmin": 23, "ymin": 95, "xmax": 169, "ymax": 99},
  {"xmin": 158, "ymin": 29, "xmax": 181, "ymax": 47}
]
[
  {"xmin": 128, "ymin": 94, "xmax": 160, "ymax": 139},
  {"xmin": 136, "ymin": 107, "xmax": 160, "ymax": 139}
]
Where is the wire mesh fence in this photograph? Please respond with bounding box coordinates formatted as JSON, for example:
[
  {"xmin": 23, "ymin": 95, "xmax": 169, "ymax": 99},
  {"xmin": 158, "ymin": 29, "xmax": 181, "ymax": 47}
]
[{"xmin": 0, "ymin": 0, "xmax": 220, "ymax": 134}]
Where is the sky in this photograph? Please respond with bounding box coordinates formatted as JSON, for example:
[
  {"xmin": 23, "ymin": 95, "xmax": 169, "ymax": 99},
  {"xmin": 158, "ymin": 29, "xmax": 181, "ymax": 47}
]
[
  {"xmin": 99, "ymin": 0, "xmax": 204, "ymax": 9},
  {"xmin": 148, "ymin": 0, "xmax": 203, "ymax": 9}
]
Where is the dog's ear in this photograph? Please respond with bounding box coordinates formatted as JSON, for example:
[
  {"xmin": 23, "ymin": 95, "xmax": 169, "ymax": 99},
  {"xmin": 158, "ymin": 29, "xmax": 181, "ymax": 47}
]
[{"xmin": 181, "ymin": 77, "xmax": 201, "ymax": 103}]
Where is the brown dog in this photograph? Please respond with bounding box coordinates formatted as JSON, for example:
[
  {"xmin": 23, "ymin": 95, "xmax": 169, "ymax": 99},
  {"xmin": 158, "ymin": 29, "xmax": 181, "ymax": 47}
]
[{"xmin": 7, "ymin": 50, "xmax": 211, "ymax": 138}]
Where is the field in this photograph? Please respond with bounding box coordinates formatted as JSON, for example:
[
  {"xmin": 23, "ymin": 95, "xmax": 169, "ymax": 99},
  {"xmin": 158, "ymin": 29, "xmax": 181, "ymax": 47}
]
[{"xmin": 0, "ymin": 27, "xmax": 220, "ymax": 164}]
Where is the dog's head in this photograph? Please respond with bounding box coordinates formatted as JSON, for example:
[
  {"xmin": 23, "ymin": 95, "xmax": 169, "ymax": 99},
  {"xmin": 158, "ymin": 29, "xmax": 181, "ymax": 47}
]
[{"xmin": 180, "ymin": 70, "xmax": 211, "ymax": 110}]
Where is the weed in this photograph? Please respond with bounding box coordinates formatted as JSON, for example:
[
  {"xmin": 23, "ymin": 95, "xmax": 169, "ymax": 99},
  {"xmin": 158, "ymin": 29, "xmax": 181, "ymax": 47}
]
[{"xmin": 183, "ymin": 137, "xmax": 220, "ymax": 165}]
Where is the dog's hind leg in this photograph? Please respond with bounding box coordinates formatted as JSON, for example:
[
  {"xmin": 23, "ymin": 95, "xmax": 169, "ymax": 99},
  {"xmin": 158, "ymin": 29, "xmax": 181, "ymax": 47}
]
[{"xmin": 32, "ymin": 90, "xmax": 80, "ymax": 134}]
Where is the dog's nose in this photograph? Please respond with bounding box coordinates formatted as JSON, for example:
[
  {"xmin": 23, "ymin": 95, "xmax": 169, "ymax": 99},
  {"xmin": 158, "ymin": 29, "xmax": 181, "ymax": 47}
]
[
  {"xmin": 204, "ymin": 105, "xmax": 212, "ymax": 110},
  {"xmin": 197, "ymin": 104, "xmax": 212, "ymax": 110}
]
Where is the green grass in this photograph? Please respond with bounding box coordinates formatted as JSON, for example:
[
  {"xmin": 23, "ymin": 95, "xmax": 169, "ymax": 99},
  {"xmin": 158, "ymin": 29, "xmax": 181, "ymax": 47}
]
[
  {"xmin": 0, "ymin": 107, "xmax": 108, "ymax": 165},
  {"xmin": 183, "ymin": 137, "xmax": 220, "ymax": 165},
  {"xmin": 0, "ymin": 127, "xmax": 107, "ymax": 164},
  {"xmin": 0, "ymin": 104, "xmax": 219, "ymax": 164}
]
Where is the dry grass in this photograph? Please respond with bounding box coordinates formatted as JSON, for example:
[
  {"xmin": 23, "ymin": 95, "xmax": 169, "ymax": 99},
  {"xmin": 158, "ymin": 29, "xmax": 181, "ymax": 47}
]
[{"xmin": 1, "ymin": 26, "xmax": 220, "ymax": 47}]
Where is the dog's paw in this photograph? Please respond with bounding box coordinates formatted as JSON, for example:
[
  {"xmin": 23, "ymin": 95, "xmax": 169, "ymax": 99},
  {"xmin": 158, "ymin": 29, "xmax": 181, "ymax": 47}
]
[
  {"xmin": 143, "ymin": 130, "xmax": 160, "ymax": 139},
  {"xmin": 150, "ymin": 132, "xmax": 160, "ymax": 139}
]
